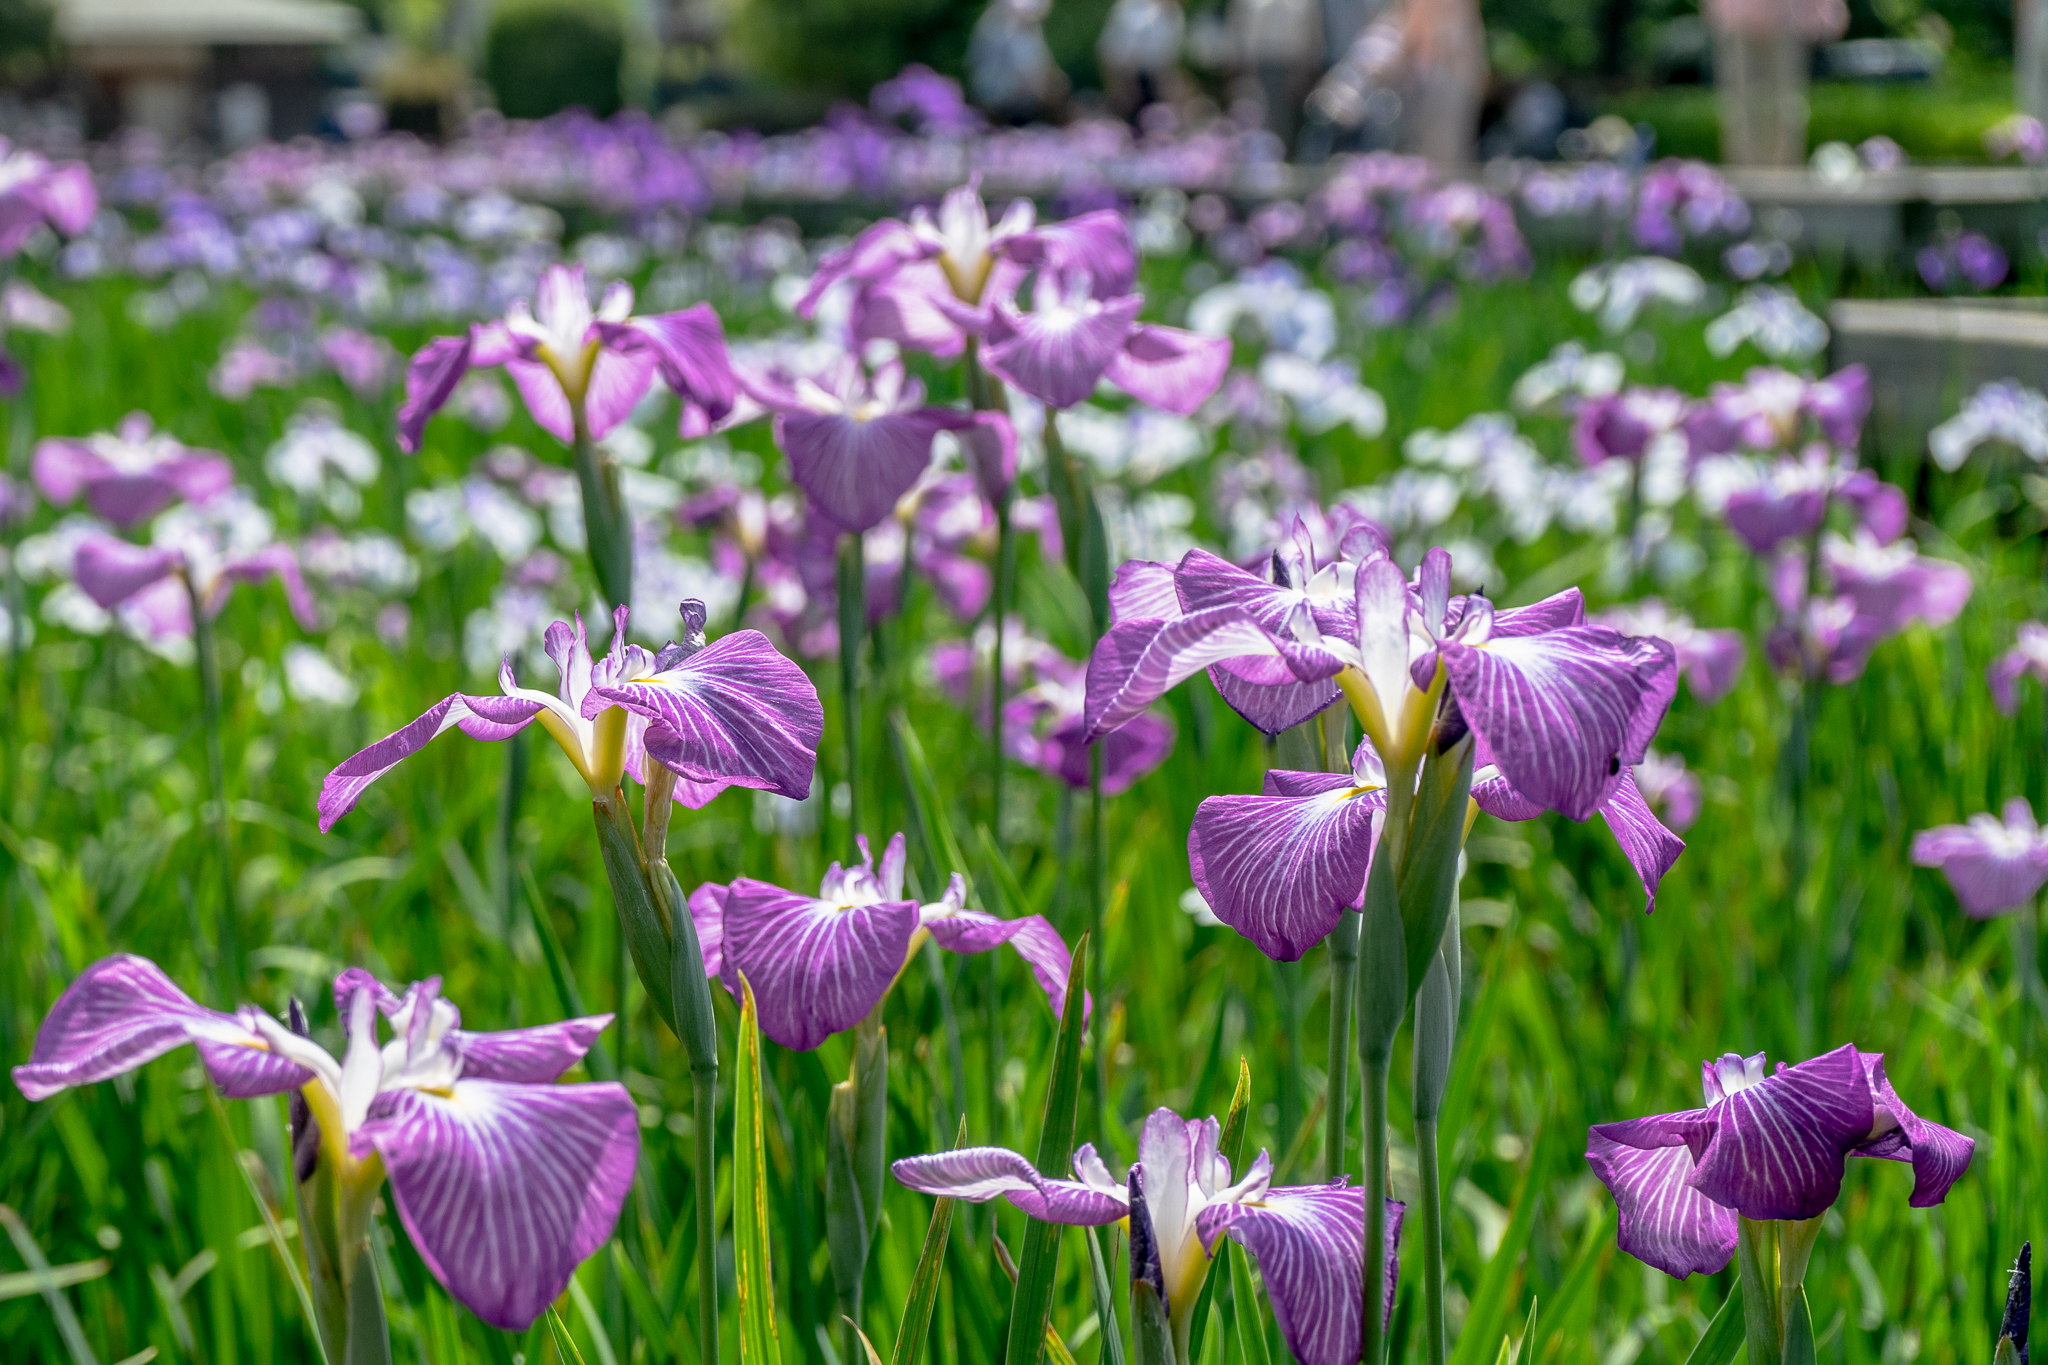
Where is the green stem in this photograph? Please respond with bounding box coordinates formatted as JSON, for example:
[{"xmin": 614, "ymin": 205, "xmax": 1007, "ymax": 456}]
[
  {"xmin": 1736, "ymin": 1217, "xmax": 1784, "ymax": 1365},
  {"xmin": 1360, "ymin": 1050, "xmax": 1391, "ymax": 1365},
  {"xmin": 497, "ymin": 728, "xmax": 528, "ymax": 940},
  {"xmin": 838, "ymin": 533, "xmax": 866, "ymax": 841},
  {"xmin": 1324, "ymin": 913, "xmax": 1359, "ymax": 1180},
  {"xmin": 991, "ymin": 499, "xmax": 1014, "ymax": 837},
  {"xmin": 693, "ymin": 1065, "xmax": 719, "ymax": 1365},
  {"xmin": 570, "ymin": 411, "xmax": 633, "ymax": 611},
  {"xmin": 188, "ymin": 576, "xmax": 240, "ymax": 1002},
  {"xmin": 1415, "ymin": 1116, "xmax": 1446, "ymax": 1365},
  {"xmin": 1089, "ymin": 743, "xmax": 1106, "ymax": 1133}
]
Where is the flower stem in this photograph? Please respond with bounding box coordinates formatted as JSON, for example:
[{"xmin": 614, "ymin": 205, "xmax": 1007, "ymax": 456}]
[
  {"xmin": 1324, "ymin": 913, "xmax": 1359, "ymax": 1179},
  {"xmin": 692, "ymin": 1064, "xmax": 719, "ymax": 1365},
  {"xmin": 1089, "ymin": 742, "xmax": 1106, "ymax": 1134},
  {"xmin": 187, "ymin": 576, "xmax": 240, "ymax": 1002},
  {"xmin": 1360, "ymin": 1048, "xmax": 1391, "ymax": 1365},
  {"xmin": 1415, "ymin": 1116, "xmax": 1446, "ymax": 1365},
  {"xmin": 990, "ymin": 498, "xmax": 1014, "ymax": 838},
  {"xmin": 1736, "ymin": 1217, "xmax": 1786, "ymax": 1365},
  {"xmin": 570, "ymin": 412, "xmax": 633, "ymax": 611},
  {"xmin": 838, "ymin": 533, "xmax": 865, "ymax": 842}
]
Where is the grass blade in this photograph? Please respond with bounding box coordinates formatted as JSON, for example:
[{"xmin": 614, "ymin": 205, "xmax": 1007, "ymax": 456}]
[
  {"xmin": 735, "ymin": 975, "xmax": 782, "ymax": 1365},
  {"xmin": 1448, "ymin": 1116, "xmax": 1547, "ymax": 1365},
  {"xmin": 610, "ymin": 1242, "xmax": 672, "ymax": 1364},
  {"xmin": 890, "ymin": 1116, "xmax": 966, "ymax": 1365},
  {"xmin": 1228, "ymin": 1242, "xmax": 1274, "ymax": 1365},
  {"xmin": 1004, "ymin": 933, "xmax": 1091, "ymax": 1365},
  {"xmin": 1682, "ymin": 1284, "xmax": 1745, "ymax": 1365},
  {"xmin": 0, "ymin": 1204, "xmax": 101, "ymax": 1365},
  {"xmin": 546, "ymin": 1305, "xmax": 590, "ymax": 1365},
  {"xmin": 1085, "ymin": 1227, "xmax": 1127, "ymax": 1365}
]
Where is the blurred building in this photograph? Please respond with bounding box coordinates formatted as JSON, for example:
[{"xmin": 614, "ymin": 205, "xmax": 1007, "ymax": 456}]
[{"xmin": 55, "ymin": 0, "xmax": 360, "ymax": 144}]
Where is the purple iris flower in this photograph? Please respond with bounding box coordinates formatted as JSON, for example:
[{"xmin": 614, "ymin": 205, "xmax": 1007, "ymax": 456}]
[
  {"xmin": 1989, "ymin": 623, "xmax": 2048, "ymax": 714},
  {"xmin": 70, "ymin": 496, "xmax": 318, "ymax": 637},
  {"xmin": 397, "ymin": 263, "xmax": 737, "ymax": 453},
  {"xmin": 1007, "ymin": 650, "xmax": 1175, "ymax": 793},
  {"xmin": 318, "ymin": 602, "xmax": 822, "ymax": 831},
  {"xmin": 1716, "ymin": 445, "xmax": 1906, "ymax": 556},
  {"xmin": 1573, "ymin": 388, "xmax": 1691, "ymax": 467},
  {"xmin": 33, "ymin": 413, "xmax": 235, "ymax": 529},
  {"xmin": 742, "ymin": 355, "xmax": 976, "ymax": 534},
  {"xmin": 13, "ymin": 954, "xmax": 636, "ymax": 1331},
  {"xmin": 1765, "ymin": 530, "xmax": 1971, "ymax": 683},
  {"xmin": 1188, "ymin": 735, "xmax": 1681, "ymax": 960},
  {"xmin": 1089, "ymin": 539, "xmax": 1677, "ymax": 824},
  {"xmin": 893, "ymin": 1106, "xmax": 1403, "ymax": 1365},
  {"xmin": 0, "ymin": 141, "xmax": 96, "ymax": 258},
  {"xmin": 686, "ymin": 832, "xmax": 1079, "ymax": 1052},
  {"xmin": 1911, "ymin": 799, "xmax": 2048, "ymax": 917},
  {"xmin": 982, "ymin": 269, "xmax": 1231, "ymax": 416},
  {"xmin": 1587, "ymin": 1045, "xmax": 1972, "ymax": 1280},
  {"xmin": 1592, "ymin": 600, "xmax": 1746, "ymax": 704},
  {"xmin": 1692, "ymin": 365, "xmax": 1872, "ymax": 456}
]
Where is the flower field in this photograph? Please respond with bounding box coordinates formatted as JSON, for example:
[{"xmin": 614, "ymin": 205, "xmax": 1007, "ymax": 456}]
[{"xmin": 0, "ymin": 104, "xmax": 2044, "ymax": 1365}]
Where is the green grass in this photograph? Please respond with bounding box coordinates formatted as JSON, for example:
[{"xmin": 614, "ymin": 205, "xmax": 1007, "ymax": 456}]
[
  {"xmin": 0, "ymin": 246, "xmax": 2043, "ymax": 1365},
  {"xmin": 1606, "ymin": 69, "xmax": 2020, "ymax": 162}
]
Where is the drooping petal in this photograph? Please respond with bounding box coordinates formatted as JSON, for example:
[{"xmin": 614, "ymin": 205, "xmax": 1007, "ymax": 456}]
[
  {"xmin": 852, "ymin": 271, "xmax": 969, "ymax": 359},
  {"xmin": 1854, "ymin": 1052, "xmax": 1974, "ymax": 1207},
  {"xmin": 776, "ymin": 408, "xmax": 969, "ymax": 533},
  {"xmin": 1196, "ymin": 1183, "xmax": 1402, "ymax": 1365},
  {"xmin": 588, "ymin": 629, "xmax": 823, "ymax": 802},
  {"xmin": 397, "ymin": 334, "xmax": 475, "ymax": 454},
  {"xmin": 1441, "ymin": 627, "xmax": 1677, "ymax": 822},
  {"xmin": 922, "ymin": 909, "xmax": 1081, "ymax": 1019},
  {"xmin": 581, "ymin": 345, "xmax": 660, "ymax": 442},
  {"xmin": 456, "ymin": 1015, "xmax": 616, "ymax": 1084},
  {"xmin": 890, "ymin": 1145, "xmax": 1128, "ymax": 1224},
  {"xmin": 1107, "ymin": 560, "xmax": 1182, "ymax": 624},
  {"xmin": 1004, "ymin": 210, "xmax": 1139, "ymax": 296},
  {"xmin": 11, "ymin": 955, "xmax": 309, "ymax": 1101},
  {"xmin": 1210, "ymin": 663, "xmax": 1343, "ymax": 736},
  {"xmin": 29, "ymin": 438, "xmax": 96, "ymax": 504},
  {"xmin": 1911, "ymin": 811, "xmax": 2048, "ymax": 918},
  {"xmin": 1103, "ymin": 324, "xmax": 1233, "ymax": 416},
  {"xmin": 506, "ymin": 358, "xmax": 575, "ymax": 445},
  {"xmin": 611, "ymin": 305, "xmax": 739, "ymax": 429},
  {"xmin": 797, "ymin": 218, "xmax": 928, "ymax": 319},
  {"xmin": 216, "ymin": 543, "xmax": 319, "ymax": 630},
  {"xmin": 1084, "ymin": 606, "xmax": 1338, "ymax": 742},
  {"xmin": 1689, "ymin": 1043, "xmax": 1875, "ymax": 1222},
  {"xmin": 718, "ymin": 879, "xmax": 920, "ymax": 1051},
  {"xmin": 1188, "ymin": 784, "xmax": 1383, "ymax": 961},
  {"xmin": 353, "ymin": 1078, "xmax": 639, "ymax": 1331},
  {"xmin": 1596, "ymin": 770, "xmax": 1686, "ymax": 912},
  {"xmin": 317, "ymin": 692, "xmax": 545, "ymax": 831},
  {"xmin": 73, "ymin": 536, "xmax": 181, "ymax": 610},
  {"xmin": 983, "ymin": 293, "xmax": 1143, "ymax": 410},
  {"xmin": 1586, "ymin": 1118, "xmax": 1738, "ymax": 1279}
]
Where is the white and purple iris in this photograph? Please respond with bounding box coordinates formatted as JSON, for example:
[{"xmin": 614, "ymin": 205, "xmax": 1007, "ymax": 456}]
[
  {"xmin": 318, "ymin": 602, "xmax": 823, "ymax": 831},
  {"xmin": 1591, "ymin": 599, "xmax": 1746, "ymax": 704},
  {"xmin": 32, "ymin": 412, "xmax": 234, "ymax": 529},
  {"xmin": 893, "ymin": 1107, "xmax": 1403, "ymax": 1365},
  {"xmin": 397, "ymin": 262, "xmax": 738, "ymax": 453},
  {"xmin": 69, "ymin": 491, "xmax": 320, "ymax": 642},
  {"xmin": 12, "ymin": 955, "xmax": 637, "ymax": 1331},
  {"xmin": 1989, "ymin": 622, "xmax": 2048, "ymax": 714},
  {"xmin": 686, "ymin": 832, "xmax": 1078, "ymax": 1052},
  {"xmin": 1911, "ymin": 798, "xmax": 2048, "ymax": 918},
  {"xmin": 1587, "ymin": 1045, "xmax": 1972, "ymax": 1280}
]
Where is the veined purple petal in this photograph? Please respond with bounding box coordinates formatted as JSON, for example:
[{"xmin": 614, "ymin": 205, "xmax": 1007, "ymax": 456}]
[
  {"xmin": 852, "ymin": 271, "xmax": 969, "ymax": 359},
  {"xmin": 456, "ymin": 1015, "xmax": 615, "ymax": 1083},
  {"xmin": 983, "ymin": 293, "xmax": 1142, "ymax": 410},
  {"xmin": 506, "ymin": 358, "xmax": 574, "ymax": 445},
  {"xmin": 1854, "ymin": 1051, "xmax": 1974, "ymax": 1207},
  {"xmin": 1442, "ymin": 627, "xmax": 1677, "ymax": 822},
  {"xmin": 1911, "ymin": 802, "xmax": 2048, "ymax": 917},
  {"xmin": 798, "ymin": 218, "xmax": 927, "ymax": 319},
  {"xmin": 1189, "ymin": 784, "xmax": 1383, "ymax": 961},
  {"xmin": 1489, "ymin": 588, "xmax": 1587, "ymax": 636},
  {"xmin": 1689, "ymin": 1043, "xmax": 1874, "ymax": 1221},
  {"xmin": 581, "ymin": 345, "xmax": 659, "ymax": 442},
  {"xmin": 688, "ymin": 882, "xmax": 728, "ymax": 980},
  {"xmin": 1195, "ymin": 1184, "xmax": 1403, "ymax": 1365},
  {"xmin": 12, "ymin": 955, "xmax": 307, "ymax": 1101},
  {"xmin": 922, "ymin": 909, "xmax": 1081, "ymax": 1019},
  {"xmin": 74, "ymin": 536, "xmax": 181, "ymax": 610},
  {"xmin": 1586, "ymin": 1118, "xmax": 1738, "ymax": 1279},
  {"xmin": 609, "ymin": 305, "xmax": 738, "ymax": 430},
  {"xmin": 353, "ymin": 1078, "xmax": 638, "ymax": 1331},
  {"xmin": 588, "ymin": 628, "xmax": 822, "ymax": 801},
  {"xmin": 776, "ymin": 407, "xmax": 968, "ymax": 533},
  {"xmin": 719, "ymin": 879, "xmax": 919, "ymax": 1050},
  {"xmin": 1597, "ymin": 770, "xmax": 1686, "ymax": 912},
  {"xmin": 1003, "ymin": 210, "xmax": 1138, "ymax": 297},
  {"xmin": 1084, "ymin": 606, "xmax": 1337, "ymax": 742},
  {"xmin": 1108, "ymin": 560, "xmax": 1182, "ymax": 624},
  {"xmin": 1210, "ymin": 665, "xmax": 1342, "ymax": 736},
  {"xmin": 29, "ymin": 437, "xmax": 96, "ymax": 504},
  {"xmin": 317, "ymin": 692, "xmax": 544, "ymax": 831},
  {"xmin": 891, "ymin": 1145, "xmax": 1128, "ymax": 1224},
  {"xmin": 1104, "ymin": 324, "xmax": 1232, "ymax": 417},
  {"xmin": 397, "ymin": 334, "xmax": 474, "ymax": 455}
]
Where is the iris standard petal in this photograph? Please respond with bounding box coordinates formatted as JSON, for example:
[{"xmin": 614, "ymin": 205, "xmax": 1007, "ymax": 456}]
[
  {"xmin": 776, "ymin": 407, "xmax": 968, "ymax": 533},
  {"xmin": 890, "ymin": 1145, "xmax": 1129, "ymax": 1224},
  {"xmin": 317, "ymin": 692, "xmax": 545, "ymax": 831},
  {"xmin": 353, "ymin": 1078, "xmax": 639, "ymax": 1331},
  {"xmin": 718, "ymin": 879, "xmax": 921, "ymax": 1051},
  {"xmin": 1854, "ymin": 1052, "xmax": 1974, "ymax": 1207},
  {"xmin": 12, "ymin": 955, "xmax": 307, "ymax": 1101},
  {"xmin": 1195, "ymin": 1184, "xmax": 1402, "ymax": 1365},
  {"xmin": 1084, "ymin": 606, "xmax": 1338, "ymax": 742},
  {"xmin": 1440, "ymin": 627, "xmax": 1677, "ymax": 822},
  {"xmin": 1586, "ymin": 1119, "xmax": 1738, "ymax": 1279},
  {"xmin": 455, "ymin": 1015, "xmax": 616, "ymax": 1083},
  {"xmin": 589, "ymin": 628, "xmax": 823, "ymax": 802},
  {"xmin": 921, "ymin": 909, "xmax": 1082, "ymax": 1020},
  {"xmin": 1689, "ymin": 1043, "xmax": 1875, "ymax": 1221},
  {"xmin": 397, "ymin": 333, "xmax": 474, "ymax": 454},
  {"xmin": 1189, "ymin": 783, "xmax": 1383, "ymax": 961},
  {"xmin": 1103, "ymin": 324, "xmax": 1233, "ymax": 417}
]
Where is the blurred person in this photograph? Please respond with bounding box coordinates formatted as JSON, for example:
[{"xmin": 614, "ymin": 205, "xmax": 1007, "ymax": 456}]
[
  {"xmin": 1233, "ymin": 0, "xmax": 1324, "ymax": 144},
  {"xmin": 969, "ymin": 0, "xmax": 1070, "ymax": 124},
  {"xmin": 1708, "ymin": 0, "xmax": 1847, "ymax": 164},
  {"xmin": 1305, "ymin": 0, "xmax": 1487, "ymax": 164},
  {"xmin": 1099, "ymin": 0, "xmax": 1188, "ymax": 118}
]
